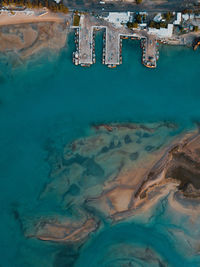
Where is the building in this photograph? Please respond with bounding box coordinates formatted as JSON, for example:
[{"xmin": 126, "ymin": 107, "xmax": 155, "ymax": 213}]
[
  {"xmin": 174, "ymin": 12, "xmax": 182, "ymax": 25},
  {"xmin": 104, "ymin": 12, "xmax": 131, "ymax": 27},
  {"xmin": 153, "ymin": 13, "xmax": 162, "ymax": 23},
  {"xmin": 148, "ymin": 24, "xmax": 174, "ymax": 38},
  {"xmin": 182, "ymin": 14, "xmax": 189, "ymax": 21}
]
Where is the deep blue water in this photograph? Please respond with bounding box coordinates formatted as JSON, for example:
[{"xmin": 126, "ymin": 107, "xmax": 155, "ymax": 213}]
[{"xmin": 1, "ymin": 33, "xmax": 200, "ymax": 266}]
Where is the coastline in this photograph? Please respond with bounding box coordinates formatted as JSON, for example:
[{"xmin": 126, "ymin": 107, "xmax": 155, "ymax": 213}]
[
  {"xmin": 23, "ymin": 122, "xmax": 199, "ymax": 236},
  {"xmin": 0, "ymin": 9, "xmax": 199, "ymax": 69},
  {"xmin": 1, "ymin": 8, "xmax": 200, "ymax": 265},
  {"xmin": 0, "ymin": 22, "xmax": 71, "ymax": 66},
  {"xmin": 16, "ymin": 121, "xmax": 200, "ymax": 267},
  {"xmin": 0, "ymin": 9, "xmax": 68, "ymax": 26}
]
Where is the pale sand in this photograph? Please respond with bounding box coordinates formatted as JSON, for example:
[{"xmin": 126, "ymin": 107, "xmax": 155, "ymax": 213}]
[
  {"xmin": 0, "ymin": 10, "xmax": 73, "ymax": 61},
  {"xmin": 35, "ymin": 218, "xmax": 98, "ymax": 242},
  {"xmin": 0, "ymin": 9, "xmax": 66, "ymax": 26}
]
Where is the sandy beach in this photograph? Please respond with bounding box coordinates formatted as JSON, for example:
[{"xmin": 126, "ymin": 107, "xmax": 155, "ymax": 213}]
[
  {"xmin": 0, "ymin": 9, "xmax": 73, "ymax": 61},
  {"xmin": 0, "ymin": 9, "xmax": 68, "ymax": 26}
]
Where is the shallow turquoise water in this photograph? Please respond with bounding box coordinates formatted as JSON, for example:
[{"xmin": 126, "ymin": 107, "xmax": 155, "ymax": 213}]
[{"xmin": 1, "ymin": 33, "xmax": 200, "ymax": 266}]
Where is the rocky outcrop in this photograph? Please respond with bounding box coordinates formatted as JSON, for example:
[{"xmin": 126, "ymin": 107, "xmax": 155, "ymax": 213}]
[{"xmin": 26, "ymin": 123, "xmax": 200, "ymax": 243}]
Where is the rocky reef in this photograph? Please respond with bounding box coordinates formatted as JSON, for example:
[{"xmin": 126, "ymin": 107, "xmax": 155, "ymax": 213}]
[
  {"xmin": 22, "ymin": 122, "xmax": 200, "ymax": 263},
  {"xmin": 0, "ymin": 22, "xmax": 70, "ymax": 65}
]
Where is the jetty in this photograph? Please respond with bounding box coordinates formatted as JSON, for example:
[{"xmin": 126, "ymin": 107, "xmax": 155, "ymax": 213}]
[
  {"xmin": 72, "ymin": 13, "xmax": 159, "ymax": 69},
  {"xmin": 73, "ymin": 15, "xmax": 95, "ymax": 66},
  {"xmin": 141, "ymin": 36, "xmax": 158, "ymax": 68},
  {"xmin": 103, "ymin": 29, "xmax": 120, "ymax": 68}
]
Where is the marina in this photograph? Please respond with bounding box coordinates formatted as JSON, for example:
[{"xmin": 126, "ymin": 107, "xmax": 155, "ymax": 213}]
[
  {"xmin": 0, "ymin": 7, "xmax": 198, "ymax": 69},
  {"xmin": 72, "ymin": 14, "xmax": 158, "ymax": 69},
  {"xmin": 141, "ymin": 36, "xmax": 158, "ymax": 68}
]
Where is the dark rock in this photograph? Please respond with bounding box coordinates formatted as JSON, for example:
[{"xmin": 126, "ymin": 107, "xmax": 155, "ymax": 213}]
[
  {"xmin": 53, "ymin": 245, "xmax": 79, "ymax": 267},
  {"xmin": 83, "ymin": 158, "xmax": 104, "ymax": 177},
  {"xmin": 67, "ymin": 184, "xmax": 80, "ymax": 196},
  {"xmin": 101, "ymin": 146, "xmax": 109, "ymax": 153},
  {"xmin": 142, "ymin": 133, "xmax": 151, "ymax": 138},
  {"xmin": 124, "ymin": 134, "xmax": 132, "ymax": 144},
  {"xmin": 145, "ymin": 145, "xmax": 155, "ymax": 152},
  {"xmin": 109, "ymin": 141, "xmax": 115, "ymax": 149},
  {"xmin": 129, "ymin": 152, "xmax": 139, "ymax": 161},
  {"xmin": 135, "ymin": 131, "xmax": 142, "ymax": 137}
]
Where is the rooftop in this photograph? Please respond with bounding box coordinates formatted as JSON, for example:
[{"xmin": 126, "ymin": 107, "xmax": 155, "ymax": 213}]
[{"xmin": 148, "ymin": 24, "xmax": 174, "ymax": 38}]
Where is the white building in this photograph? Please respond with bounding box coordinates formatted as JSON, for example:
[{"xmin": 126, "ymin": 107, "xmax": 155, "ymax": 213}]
[
  {"xmin": 153, "ymin": 13, "xmax": 162, "ymax": 23},
  {"xmin": 104, "ymin": 12, "xmax": 131, "ymax": 27},
  {"xmin": 182, "ymin": 14, "xmax": 189, "ymax": 21},
  {"xmin": 174, "ymin": 12, "xmax": 182, "ymax": 25},
  {"xmin": 139, "ymin": 23, "xmax": 147, "ymax": 29},
  {"xmin": 148, "ymin": 24, "xmax": 174, "ymax": 38},
  {"xmin": 190, "ymin": 14, "xmax": 195, "ymax": 20}
]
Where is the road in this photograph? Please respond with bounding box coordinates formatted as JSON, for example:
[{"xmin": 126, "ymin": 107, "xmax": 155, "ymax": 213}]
[{"xmin": 64, "ymin": 0, "xmax": 199, "ymax": 13}]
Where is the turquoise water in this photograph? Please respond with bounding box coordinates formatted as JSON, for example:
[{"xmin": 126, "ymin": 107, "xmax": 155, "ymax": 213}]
[{"xmin": 1, "ymin": 33, "xmax": 200, "ymax": 266}]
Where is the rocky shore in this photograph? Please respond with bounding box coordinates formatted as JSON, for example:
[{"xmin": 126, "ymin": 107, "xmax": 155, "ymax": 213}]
[{"xmin": 20, "ymin": 122, "xmax": 200, "ymax": 248}]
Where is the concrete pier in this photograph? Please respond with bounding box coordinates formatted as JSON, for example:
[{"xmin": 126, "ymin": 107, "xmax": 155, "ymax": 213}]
[
  {"xmin": 104, "ymin": 29, "xmax": 120, "ymax": 68},
  {"xmin": 79, "ymin": 16, "xmax": 94, "ymax": 66},
  {"xmin": 141, "ymin": 36, "xmax": 158, "ymax": 68},
  {"xmin": 73, "ymin": 15, "xmax": 95, "ymax": 67},
  {"xmin": 72, "ymin": 14, "xmax": 159, "ymax": 69}
]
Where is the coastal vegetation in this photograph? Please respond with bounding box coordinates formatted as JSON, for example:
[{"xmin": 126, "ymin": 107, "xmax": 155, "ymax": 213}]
[
  {"xmin": 0, "ymin": 0, "xmax": 69, "ymax": 13},
  {"xmin": 127, "ymin": 21, "xmax": 138, "ymax": 28},
  {"xmin": 127, "ymin": 13, "xmax": 145, "ymax": 28},
  {"xmin": 162, "ymin": 12, "xmax": 173, "ymax": 22},
  {"xmin": 73, "ymin": 13, "xmax": 80, "ymax": 26},
  {"xmin": 135, "ymin": 13, "xmax": 146, "ymax": 23},
  {"xmin": 149, "ymin": 20, "xmax": 167, "ymax": 29}
]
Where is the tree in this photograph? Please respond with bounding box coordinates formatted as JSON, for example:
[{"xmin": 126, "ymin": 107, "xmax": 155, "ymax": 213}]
[
  {"xmin": 135, "ymin": 14, "xmax": 142, "ymax": 23},
  {"xmin": 149, "ymin": 21, "xmax": 156, "ymax": 28},
  {"xmin": 182, "ymin": 9, "xmax": 192, "ymax": 14},
  {"xmin": 127, "ymin": 21, "xmax": 134, "ymax": 28},
  {"xmin": 160, "ymin": 22, "xmax": 167, "ymax": 28},
  {"xmin": 164, "ymin": 12, "xmax": 173, "ymax": 22},
  {"xmin": 136, "ymin": 0, "xmax": 142, "ymax": 4},
  {"xmin": 133, "ymin": 22, "xmax": 138, "ymax": 28}
]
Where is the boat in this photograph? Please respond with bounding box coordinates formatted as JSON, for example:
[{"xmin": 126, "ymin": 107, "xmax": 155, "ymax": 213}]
[
  {"xmin": 108, "ymin": 64, "xmax": 116, "ymax": 68},
  {"xmin": 81, "ymin": 64, "xmax": 90, "ymax": 67}
]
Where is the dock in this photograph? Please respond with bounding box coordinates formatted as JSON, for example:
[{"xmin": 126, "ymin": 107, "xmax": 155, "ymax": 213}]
[
  {"xmin": 103, "ymin": 29, "xmax": 120, "ymax": 68},
  {"xmin": 141, "ymin": 36, "xmax": 159, "ymax": 68},
  {"xmin": 73, "ymin": 15, "xmax": 95, "ymax": 67},
  {"xmin": 72, "ymin": 14, "xmax": 159, "ymax": 69}
]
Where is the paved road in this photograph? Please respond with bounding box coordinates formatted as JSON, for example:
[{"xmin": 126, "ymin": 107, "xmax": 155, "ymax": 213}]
[{"xmin": 64, "ymin": 0, "xmax": 199, "ymax": 13}]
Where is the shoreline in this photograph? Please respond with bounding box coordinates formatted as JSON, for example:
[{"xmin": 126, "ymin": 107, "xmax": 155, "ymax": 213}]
[
  {"xmin": 0, "ymin": 9, "xmax": 68, "ymax": 26},
  {"xmin": 0, "ymin": 21, "xmax": 71, "ymax": 63},
  {"xmin": 22, "ymin": 121, "xmax": 200, "ymax": 244},
  {"xmin": 0, "ymin": 9, "xmax": 199, "ymax": 68}
]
